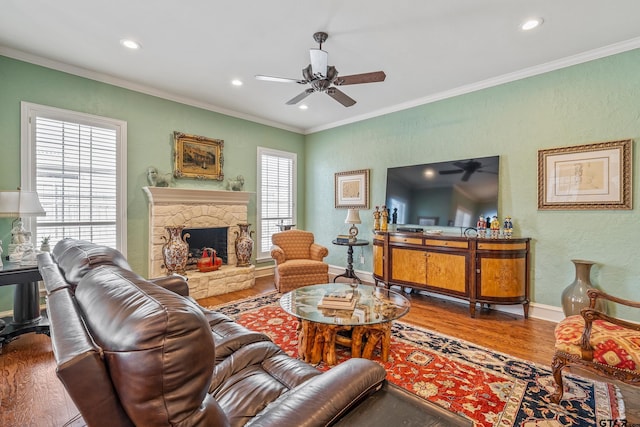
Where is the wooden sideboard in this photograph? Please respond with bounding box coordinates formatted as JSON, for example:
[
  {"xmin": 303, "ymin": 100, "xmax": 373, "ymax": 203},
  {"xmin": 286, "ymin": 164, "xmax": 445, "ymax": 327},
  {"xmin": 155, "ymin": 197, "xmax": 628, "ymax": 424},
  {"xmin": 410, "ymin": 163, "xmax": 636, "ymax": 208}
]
[{"xmin": 372, "ymin": 231, "xmax": 531, "ymax": 318}]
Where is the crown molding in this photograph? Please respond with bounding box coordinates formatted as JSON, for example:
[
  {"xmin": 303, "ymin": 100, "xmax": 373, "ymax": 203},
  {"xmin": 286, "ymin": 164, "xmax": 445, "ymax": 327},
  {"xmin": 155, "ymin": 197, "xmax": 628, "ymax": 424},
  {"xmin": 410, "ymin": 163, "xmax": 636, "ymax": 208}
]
[
  {"xmin": 0, "ymin": 46, "xmax": 303, "ymax": 134},
  {"xmin": 306, "ymin": 37, "xmax": 640, "ymax": 134},
  {"xmin": 3, "ymin": 37, "xmax": 640, "ymax": 136}
]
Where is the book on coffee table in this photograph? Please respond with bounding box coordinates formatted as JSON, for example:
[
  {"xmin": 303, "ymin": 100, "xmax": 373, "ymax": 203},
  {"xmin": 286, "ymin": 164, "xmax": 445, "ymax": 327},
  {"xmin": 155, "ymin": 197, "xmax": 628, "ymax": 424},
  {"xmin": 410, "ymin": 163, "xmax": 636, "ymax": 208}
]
[
  {"xmin": 322, "ymin": 291, "xmax": 354, "ymax": 302},
  {"xmin": 318, "ymin": 294, "xmax": 357, "ymax": 311}
]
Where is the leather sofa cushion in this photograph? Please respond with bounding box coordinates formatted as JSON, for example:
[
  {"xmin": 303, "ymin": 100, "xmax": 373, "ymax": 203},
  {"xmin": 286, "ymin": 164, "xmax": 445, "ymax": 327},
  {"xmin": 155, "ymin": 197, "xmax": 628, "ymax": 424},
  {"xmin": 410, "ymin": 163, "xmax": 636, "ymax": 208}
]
[
  {"xmin": 47, "ymin": 288, "xmax": 133, "ymax": 427},
  {"xmin": 75, "ymin": 266, "xmax": 220, "ymax": 426},
  {"xmin": 210, "ymin": 340, "xmax": 322, "ymax": 426},
  {"xmin": 52, "ymin": 238, "xmax": 132, "ymax": 286}
]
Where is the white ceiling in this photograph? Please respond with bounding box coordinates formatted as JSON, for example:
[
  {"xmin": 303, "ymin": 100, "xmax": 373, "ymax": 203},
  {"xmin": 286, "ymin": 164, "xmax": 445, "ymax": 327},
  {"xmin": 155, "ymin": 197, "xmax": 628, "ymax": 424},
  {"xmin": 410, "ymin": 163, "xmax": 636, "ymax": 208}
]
[{"xmin": 2, "ymin": 1, "xmax": 640, "ymax": 134}]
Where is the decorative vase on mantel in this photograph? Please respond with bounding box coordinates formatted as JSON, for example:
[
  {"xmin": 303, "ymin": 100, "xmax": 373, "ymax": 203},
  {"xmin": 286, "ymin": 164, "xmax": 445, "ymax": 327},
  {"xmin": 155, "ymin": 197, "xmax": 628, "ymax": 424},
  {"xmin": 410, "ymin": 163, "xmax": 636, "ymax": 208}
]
[
  {"xmin": 234, "ymin": 223, "xmax": 255, "ymax": 267},
  {"xmin": 162, "ymin": 226, "xmax": 190, "ymax": 275},
  {"xmin": 561, "ymin": 259, "xmax": 607, "ymax": 317}
]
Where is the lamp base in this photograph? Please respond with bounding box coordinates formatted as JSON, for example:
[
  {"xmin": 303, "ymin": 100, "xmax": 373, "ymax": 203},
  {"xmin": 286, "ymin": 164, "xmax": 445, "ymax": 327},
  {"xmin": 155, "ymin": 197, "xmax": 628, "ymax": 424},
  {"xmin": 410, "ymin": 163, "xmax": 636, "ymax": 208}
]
[{"xmin": 348, "ymin": 224, "xmax": 359, "ymax": 242}]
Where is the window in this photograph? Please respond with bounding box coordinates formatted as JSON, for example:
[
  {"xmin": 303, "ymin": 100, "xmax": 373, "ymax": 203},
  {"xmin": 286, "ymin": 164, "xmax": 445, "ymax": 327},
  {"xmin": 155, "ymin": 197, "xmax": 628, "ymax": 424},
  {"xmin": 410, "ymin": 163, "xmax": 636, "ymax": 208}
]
[
  {"xmin": 21, "ymin": 102, "xmax": 127, "ymax": 253},
  {"xmin": 257, "ymin": 147, "xmax": 296, "ymax": 260}
]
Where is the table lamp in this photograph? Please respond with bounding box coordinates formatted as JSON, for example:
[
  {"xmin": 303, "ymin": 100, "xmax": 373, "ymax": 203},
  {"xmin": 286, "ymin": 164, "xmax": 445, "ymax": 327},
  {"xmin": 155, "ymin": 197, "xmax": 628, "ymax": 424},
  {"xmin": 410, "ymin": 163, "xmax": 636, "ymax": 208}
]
[
  {"xmin": 0, "ymin": 189, "xmax": 46, "ymax": 263},
  {"xmin": 344, "ymin": 208, "xmax": 361, "ymax": 242}
]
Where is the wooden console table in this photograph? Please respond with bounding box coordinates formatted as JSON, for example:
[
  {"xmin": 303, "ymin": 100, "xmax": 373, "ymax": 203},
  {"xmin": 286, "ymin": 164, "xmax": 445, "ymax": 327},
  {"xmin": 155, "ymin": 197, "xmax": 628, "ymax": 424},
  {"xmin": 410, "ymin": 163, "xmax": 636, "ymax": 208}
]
[{"xmin": 373, "ymin": 231, "xmax": 531, "ymax": 318}]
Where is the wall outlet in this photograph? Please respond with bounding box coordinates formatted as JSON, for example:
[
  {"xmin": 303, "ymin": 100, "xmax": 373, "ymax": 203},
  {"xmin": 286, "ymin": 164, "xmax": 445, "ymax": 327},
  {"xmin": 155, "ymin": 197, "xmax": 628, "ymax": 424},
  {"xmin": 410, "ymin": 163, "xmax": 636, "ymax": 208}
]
[{"xmin": 359, "ymin": 254, "xmax": 365, "ymax": 264}]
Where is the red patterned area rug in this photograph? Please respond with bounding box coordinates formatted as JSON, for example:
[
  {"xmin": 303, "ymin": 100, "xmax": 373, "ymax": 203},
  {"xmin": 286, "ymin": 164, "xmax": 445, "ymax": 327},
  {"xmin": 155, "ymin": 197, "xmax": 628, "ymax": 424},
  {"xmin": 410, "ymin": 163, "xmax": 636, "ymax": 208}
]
[{"xmin": 211, "ymin": 292, "xmax": 626, "ymax": 427}]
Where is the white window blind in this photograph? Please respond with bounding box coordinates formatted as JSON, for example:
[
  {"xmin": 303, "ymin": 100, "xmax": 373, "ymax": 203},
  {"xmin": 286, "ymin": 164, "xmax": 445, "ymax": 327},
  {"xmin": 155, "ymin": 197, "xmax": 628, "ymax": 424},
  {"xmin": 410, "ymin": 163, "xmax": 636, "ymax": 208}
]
[
  {"xmin": 257, "ymin": 147, "xmax": 296, "ymax": 260},
  {"xmin": 21, "ymin": 102, "xmax": 127, "ymax": 252}
]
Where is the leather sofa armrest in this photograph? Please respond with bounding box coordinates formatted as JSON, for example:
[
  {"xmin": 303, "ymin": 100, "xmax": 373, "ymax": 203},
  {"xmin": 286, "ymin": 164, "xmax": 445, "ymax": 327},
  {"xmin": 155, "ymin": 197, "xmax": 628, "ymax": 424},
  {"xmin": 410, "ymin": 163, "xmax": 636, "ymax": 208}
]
[
  {"xmin": 270, "ymin": 245, "xmax": 286, "ymax": 264},
  {"xmin": 309, "ymin": 243, "xmax": 328, "ymax": 261},
  {"xmin": 246, "ymin": 358, "xmax": 386, "ymax": 427},
  {"xmin": 148, "ymin": 274, "xmax": 189, "ymax": 296}
]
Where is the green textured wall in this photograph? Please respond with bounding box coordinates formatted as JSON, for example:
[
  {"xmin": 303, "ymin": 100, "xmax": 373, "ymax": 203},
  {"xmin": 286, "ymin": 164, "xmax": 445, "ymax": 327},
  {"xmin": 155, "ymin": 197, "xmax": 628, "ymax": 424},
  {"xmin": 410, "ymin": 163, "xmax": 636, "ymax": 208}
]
[
  {"xmin": 0, "ymin": 56, "xmax": 305, "ymax": 311},
  {"xmin": 306, "ymin": 49, "xmax": 640, "ymax": 321},
  {"xmin": 2, "ymin": 50, "xmax": 640, "ymax": 321}
]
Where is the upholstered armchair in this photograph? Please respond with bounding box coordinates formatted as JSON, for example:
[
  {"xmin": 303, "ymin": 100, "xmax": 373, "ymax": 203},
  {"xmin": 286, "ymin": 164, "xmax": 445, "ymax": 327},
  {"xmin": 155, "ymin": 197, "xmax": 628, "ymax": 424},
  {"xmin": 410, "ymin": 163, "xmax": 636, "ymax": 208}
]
[
  {"xmin": 551, "ymin": 289, "xmax": 640, "ymax": 403},
  {"xmin": 271, "ymin": 229, "xmax": 329, "ymax": 292}
]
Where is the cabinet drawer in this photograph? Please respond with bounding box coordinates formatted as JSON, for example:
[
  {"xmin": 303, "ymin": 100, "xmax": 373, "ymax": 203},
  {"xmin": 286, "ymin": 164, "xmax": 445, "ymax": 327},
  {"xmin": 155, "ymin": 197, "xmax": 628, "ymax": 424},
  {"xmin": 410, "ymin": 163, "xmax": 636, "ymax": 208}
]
[
  {"xmin": 477, "ymin": 242, "xmax": 527, "ymax": 251},
  {"xmin": 390, "ymin": 236, "xmax": 423, "ymax": 245},
  {"xmin": 373, "ymin": 234, "xmax": 385, "ymax": 242},
  {"xmin": 425, "ymin": 239, "xmax": 468, "ymax": 249}
]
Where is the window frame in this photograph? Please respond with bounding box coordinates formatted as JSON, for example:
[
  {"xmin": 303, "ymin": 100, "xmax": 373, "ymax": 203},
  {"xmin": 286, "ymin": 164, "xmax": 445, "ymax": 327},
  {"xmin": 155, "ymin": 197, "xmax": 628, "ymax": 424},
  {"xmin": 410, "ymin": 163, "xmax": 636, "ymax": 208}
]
[
  {"xmin": 256, "ymin": 147, "xmax": 297, "ymax": 261},
  {"xmin": 20, "ymin": 102, "xmax": 128, "ymax": 254}
]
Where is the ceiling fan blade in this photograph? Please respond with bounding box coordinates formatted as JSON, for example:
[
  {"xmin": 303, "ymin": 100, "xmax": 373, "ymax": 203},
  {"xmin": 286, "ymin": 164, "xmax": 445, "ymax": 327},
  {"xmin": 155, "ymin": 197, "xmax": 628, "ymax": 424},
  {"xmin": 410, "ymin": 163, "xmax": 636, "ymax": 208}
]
[
  {"xmin": 256, "ymin": 75, "xmax": 304, "ymax": 84},
  {"xmin": 334, "ymin": 71, "xmax": 386, "ymax": 86},
  {"xmin": 461, "ymin": 171, "xmax": 473, "ymax": 182},
  {"xmin": 309, "ymin": 48, "xmax": 328, "ymax": 78},
  {"xmin": 286, "ymin": 88, "xmax": 314, "ymax": 105},
  {"xmin": 439, "ymin": 170, "xmax": 464, "ymax": 175},
  {"xmin": 327, "ymin": 87, "xmax": 356, "ymax": 107}
]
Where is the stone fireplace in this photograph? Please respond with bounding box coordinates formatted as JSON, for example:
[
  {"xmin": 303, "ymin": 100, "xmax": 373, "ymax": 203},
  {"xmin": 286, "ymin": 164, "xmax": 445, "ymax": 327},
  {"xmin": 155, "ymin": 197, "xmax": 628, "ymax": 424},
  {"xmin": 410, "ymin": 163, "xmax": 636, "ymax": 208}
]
[{"xmin": 143, "ymin": 186, "xmax": 255, "ymax": 299}]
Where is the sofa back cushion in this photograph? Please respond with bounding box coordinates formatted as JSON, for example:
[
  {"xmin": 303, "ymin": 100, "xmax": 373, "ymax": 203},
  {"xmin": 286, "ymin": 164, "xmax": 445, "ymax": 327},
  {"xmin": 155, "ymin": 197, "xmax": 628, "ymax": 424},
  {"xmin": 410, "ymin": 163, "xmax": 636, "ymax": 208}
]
[
  {"xmin": 52, "ymin": 238, "xmax": 132, "ymax": 287},
  {"xmin": 47, "ymin": 288, "xmax": 133, "ymax": 427},
  {"xmin": 271, "ymin": 230, "xmax": 315, "ymax": 260},
  {"xmin": 75, "ymin": 266, "xmax": 222, "ymax": 426}
]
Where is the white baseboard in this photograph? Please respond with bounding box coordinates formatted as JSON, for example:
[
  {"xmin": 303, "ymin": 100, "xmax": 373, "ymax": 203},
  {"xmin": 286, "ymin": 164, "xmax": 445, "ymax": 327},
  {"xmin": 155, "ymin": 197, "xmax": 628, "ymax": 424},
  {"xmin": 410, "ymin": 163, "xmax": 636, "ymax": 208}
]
[
  {"xmin": 254, "ymin": 264, "xmax": 275, "ymax": 278},
  {"xmin": 327, "ymin": 264, "xmax": 564, "ymax": 324}
]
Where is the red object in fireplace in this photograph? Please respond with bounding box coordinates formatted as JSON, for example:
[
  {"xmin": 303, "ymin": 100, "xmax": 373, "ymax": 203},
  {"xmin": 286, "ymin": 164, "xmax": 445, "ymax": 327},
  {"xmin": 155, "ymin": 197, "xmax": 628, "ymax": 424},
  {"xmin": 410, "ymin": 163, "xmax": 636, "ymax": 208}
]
[
  {"xmin": 197, "ymin": 248, "xmax": 219, "ymax": 272},
  {"xmin": 213, "ymin": 251, "xmax": 223, "ymax": 268}
]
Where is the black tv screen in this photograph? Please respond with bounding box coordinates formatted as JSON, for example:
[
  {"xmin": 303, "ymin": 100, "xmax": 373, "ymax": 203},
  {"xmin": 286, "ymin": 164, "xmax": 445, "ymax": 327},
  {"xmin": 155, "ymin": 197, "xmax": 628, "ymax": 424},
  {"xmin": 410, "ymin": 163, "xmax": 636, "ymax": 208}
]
[{"xmin": 385, "ymin": 156, "xmax": 499, "ymax": 228}]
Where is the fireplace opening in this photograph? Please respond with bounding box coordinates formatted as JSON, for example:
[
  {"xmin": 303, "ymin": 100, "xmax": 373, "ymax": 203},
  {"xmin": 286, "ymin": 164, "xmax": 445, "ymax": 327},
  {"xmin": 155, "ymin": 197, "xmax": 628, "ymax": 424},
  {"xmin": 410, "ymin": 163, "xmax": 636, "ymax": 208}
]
[{"xmin": 182, "ymin": 227, "xmax": 228, "ymax": 270}]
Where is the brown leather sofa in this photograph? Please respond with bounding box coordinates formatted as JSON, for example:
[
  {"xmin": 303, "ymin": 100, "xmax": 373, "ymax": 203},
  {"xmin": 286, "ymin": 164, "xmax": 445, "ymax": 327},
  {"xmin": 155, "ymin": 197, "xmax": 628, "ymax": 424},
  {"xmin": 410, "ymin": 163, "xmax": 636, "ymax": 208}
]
[{"xmin": 39, "ymin": 239, "xmax": 386, "ymax": 427}]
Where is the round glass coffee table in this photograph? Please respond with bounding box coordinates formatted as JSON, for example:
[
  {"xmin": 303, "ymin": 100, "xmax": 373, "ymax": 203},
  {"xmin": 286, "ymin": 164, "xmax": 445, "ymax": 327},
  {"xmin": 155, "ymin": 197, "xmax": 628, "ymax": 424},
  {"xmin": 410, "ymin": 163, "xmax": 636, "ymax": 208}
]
[{"xmin": 280, "ymin": 283, "xmax": 410, "ymax": 365}]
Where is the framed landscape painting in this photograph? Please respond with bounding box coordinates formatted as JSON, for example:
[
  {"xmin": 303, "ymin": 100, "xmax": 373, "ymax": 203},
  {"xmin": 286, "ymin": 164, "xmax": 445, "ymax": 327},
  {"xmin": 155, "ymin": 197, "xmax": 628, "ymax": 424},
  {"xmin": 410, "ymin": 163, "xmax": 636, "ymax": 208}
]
[
  {"xmin": 537, "ymin": 139, "xmax": 632, "ymax": 210},
  {"xmin": 173, "ymin": 131, "xmax": 224, "ymax": 180}
]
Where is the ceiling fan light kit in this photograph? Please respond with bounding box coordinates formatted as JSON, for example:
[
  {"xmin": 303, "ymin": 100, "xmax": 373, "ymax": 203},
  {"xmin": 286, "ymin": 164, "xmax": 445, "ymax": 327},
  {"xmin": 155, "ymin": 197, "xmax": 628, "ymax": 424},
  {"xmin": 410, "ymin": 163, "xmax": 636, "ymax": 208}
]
[{"xmin": 256, "ymin": 31, "xmax": 386, "ymax": 107}]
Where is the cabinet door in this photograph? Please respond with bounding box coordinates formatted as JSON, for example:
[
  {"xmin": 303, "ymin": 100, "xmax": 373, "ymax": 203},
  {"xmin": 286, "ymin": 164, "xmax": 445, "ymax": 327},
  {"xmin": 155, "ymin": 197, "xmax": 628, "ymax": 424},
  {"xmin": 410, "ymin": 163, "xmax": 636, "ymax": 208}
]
[
  {"xmin": 373, "ymin": 243, "xmax": 384, "ymax": 278},
  {"xmin": 477, "ymin": 256, "xmax": 526, "ymax": 299},
  {"xmin": 390, "ymin": 247, "xmax": 426, "ymax": 285},
  {"xmin": 425, "ymin": 251, "xmax": 467, "ymax": 294}
]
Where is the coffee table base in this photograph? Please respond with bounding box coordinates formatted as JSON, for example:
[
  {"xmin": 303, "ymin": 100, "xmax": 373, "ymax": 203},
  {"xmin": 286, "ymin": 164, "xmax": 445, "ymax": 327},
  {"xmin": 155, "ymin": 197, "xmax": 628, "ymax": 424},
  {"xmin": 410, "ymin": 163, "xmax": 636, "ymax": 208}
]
[{"xmin": 297, "ymin": 320, "xmax": 392, "ymax": 365}]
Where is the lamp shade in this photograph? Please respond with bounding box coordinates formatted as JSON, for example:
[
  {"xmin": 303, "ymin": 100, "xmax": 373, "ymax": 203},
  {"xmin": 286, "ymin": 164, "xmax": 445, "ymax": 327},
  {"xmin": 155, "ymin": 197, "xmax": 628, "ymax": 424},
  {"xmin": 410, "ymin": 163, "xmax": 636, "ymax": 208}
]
[
  {"xmin": 344, "ymin": 208, "xmax": 361, "ymax": 224},
  {"xmin": 0, "ymin": 190, "xmax": 46, "ymax": 217}
]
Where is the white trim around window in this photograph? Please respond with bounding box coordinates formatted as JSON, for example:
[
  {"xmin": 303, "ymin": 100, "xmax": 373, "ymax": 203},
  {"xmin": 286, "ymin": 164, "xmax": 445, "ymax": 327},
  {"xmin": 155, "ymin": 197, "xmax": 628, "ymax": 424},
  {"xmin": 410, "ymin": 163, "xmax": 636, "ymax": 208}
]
[
  {"xmin": 20, "ymin": 102, "xmax": 128, "ymax": 254},
  {"xmin": 256, "ymin": 147, "xmax": 297, "ymax": 261}
]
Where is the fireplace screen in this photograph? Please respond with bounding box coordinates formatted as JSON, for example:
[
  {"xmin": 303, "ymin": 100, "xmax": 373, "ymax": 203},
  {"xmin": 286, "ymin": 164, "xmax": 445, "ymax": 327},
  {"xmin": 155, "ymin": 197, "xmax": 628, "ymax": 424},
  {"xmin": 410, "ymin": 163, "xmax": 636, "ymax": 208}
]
[{"xmin": 182, "ymin": 227, "xmax": 228, "ymax": 270}]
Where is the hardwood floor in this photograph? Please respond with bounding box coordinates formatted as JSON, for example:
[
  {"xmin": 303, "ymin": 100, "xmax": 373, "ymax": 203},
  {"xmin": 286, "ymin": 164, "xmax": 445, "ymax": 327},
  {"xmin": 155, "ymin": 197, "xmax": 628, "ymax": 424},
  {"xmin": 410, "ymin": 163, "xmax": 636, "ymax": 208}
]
[{"xmin": 1, "ymin": 275, "xmax": 637, "ymax": 426}]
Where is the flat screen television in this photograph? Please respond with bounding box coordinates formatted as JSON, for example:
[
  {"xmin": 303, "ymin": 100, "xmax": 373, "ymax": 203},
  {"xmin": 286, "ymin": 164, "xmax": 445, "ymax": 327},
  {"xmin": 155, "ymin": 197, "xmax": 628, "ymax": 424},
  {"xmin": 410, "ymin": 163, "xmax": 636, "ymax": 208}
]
[{"xmin": 385, "ymin": 156, "xmax": 499, "ymax": 228}]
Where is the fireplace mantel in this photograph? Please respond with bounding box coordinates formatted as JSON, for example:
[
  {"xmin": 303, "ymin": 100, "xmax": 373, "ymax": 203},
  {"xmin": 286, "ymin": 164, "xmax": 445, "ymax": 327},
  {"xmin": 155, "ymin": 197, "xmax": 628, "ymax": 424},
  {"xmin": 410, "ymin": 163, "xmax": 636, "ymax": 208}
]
[{"xmin": 143, "ymin": 186, "xmax": 253, "ymax": 206}]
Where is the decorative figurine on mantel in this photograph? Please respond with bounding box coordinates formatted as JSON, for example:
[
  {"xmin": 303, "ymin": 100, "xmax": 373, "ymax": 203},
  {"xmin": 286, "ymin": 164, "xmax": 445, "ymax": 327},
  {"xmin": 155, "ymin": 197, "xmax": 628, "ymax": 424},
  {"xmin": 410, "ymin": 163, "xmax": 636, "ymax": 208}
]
[
  {"xmin": 227, "ymin": 175, "xmax": 245, "ymax": 191},
  {"xmin": 373, "ymin": 206, "xmax": 381, "ymax": 231},
  {"xmin": 490, "ymin": 215, "xmax": 501, "ymax": 239},
  {"xmin": 147, "ymin": 166, "xmax": 171, "ymax": 187},
  {"xmin": 503, "ymin": 216, "xmax": 513, "ymax": 239},
  {"xmin": 476, "ymin": 215, "xmax": 487, "ymax": 238},
  {"xmin": 381, "ymin": 205, "xmax": 388, "ymax": 232}
]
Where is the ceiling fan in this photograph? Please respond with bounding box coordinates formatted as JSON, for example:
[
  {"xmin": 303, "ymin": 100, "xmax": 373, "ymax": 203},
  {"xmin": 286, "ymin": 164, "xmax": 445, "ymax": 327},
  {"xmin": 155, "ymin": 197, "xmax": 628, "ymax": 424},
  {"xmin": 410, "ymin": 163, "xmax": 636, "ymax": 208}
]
[
  {"xmin": 255, "ymin": 32, "xmax": 386, "ymax": 107},
  {"xmin": 439, "ymin": 159, "xmax": 498, "ymax": 182}
]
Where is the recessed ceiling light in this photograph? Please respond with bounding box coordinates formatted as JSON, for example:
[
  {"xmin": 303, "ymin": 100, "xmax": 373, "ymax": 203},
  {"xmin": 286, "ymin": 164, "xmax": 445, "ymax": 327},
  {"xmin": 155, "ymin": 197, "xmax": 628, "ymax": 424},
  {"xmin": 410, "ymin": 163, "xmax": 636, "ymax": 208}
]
[
  {"xmin": 231, "ymin": 79, "xmax": 243, "ymax": 86},
  {"xmin": 120, "ymin": 39, "xmax": 141, "ymax": 50},
  {"xmin": 521, "ymin": 18, "xmax": 543, "ymax": 31},
  {"xmin": 299, "ymin": 105, "xmax": 308, "ymax": 110}
]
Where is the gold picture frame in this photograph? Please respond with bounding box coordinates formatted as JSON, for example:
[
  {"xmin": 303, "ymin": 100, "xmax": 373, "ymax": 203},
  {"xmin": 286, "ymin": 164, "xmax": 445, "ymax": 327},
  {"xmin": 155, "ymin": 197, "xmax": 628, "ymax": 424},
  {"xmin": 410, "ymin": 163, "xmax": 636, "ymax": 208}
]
[
  {"xmin": 335, "ymin": 169, "xmax": 369, "ymax": 209},
  {"xmin": 173, "ymin": 131, "xmax": 224, "ymax": 180},
  {"xmin": 537, "ymin": 139, "xmax": 632, "ymax": 210}
]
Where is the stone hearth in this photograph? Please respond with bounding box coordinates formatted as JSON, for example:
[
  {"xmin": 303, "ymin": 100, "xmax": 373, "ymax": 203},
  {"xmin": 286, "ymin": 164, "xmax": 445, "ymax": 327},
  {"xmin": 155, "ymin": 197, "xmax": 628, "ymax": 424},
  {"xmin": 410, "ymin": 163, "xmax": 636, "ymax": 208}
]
[{"xmin": 143, "ymin": 186, "xmax": 255, "ymax": 298}]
